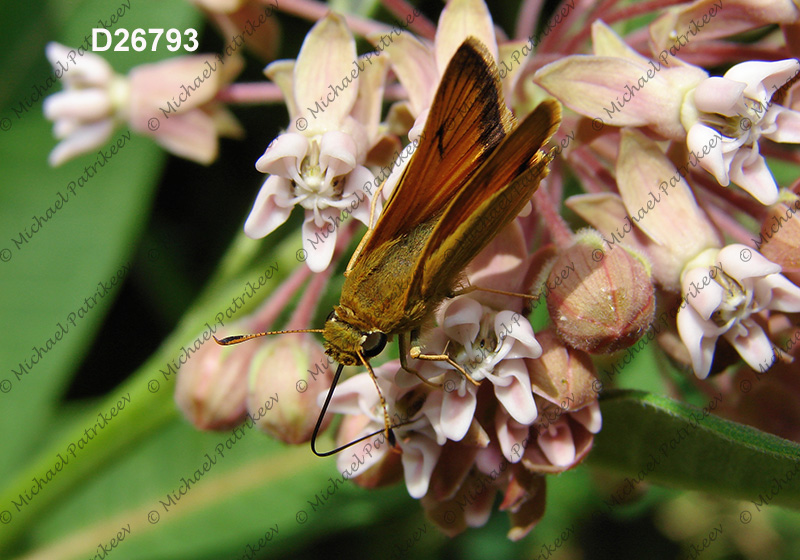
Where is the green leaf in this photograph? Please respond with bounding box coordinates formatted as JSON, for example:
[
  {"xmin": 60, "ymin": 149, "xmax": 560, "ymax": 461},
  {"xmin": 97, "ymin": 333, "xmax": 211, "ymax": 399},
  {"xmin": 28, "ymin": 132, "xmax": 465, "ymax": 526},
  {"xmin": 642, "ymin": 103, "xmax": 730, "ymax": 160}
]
[
  {"xmin": 0, "ymin": 117, "xmax": 165, "ymax": 479},
  {"xmin": 0, "ymin": 0, "xmax": 202, "ymax": 543},
  {"xmin": 15, "ymin": 414, "xmax": 412, "ymax": 560},
  {"xmin": 589, "ymin": 391, "xmax": 800, "ymax": 509}
]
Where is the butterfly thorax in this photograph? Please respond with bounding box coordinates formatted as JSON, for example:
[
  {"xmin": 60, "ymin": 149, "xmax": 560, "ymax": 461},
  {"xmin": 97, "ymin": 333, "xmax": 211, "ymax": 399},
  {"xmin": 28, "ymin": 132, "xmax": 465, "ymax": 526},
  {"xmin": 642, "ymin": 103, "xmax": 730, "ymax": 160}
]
[{"xmin": 337, "ymin": 219, "xmax": 453, "ymax": 337}]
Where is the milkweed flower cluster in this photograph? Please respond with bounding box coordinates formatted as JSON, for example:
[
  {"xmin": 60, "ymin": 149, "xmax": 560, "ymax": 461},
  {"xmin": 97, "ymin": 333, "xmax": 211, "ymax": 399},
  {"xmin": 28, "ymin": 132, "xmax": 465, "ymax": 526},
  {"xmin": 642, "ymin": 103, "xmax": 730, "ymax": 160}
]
[{"xmin": 42, "ymin": 0, "xmax": 800, "ymax": 542}]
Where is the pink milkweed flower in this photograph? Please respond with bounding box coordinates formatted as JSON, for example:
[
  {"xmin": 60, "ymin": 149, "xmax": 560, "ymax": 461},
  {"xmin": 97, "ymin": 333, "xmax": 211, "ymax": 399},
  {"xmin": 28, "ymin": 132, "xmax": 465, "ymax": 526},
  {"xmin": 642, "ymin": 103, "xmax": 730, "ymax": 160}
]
[
  {"xmin": 681, "ymin": 59, "xmax": 800, "ymax": 205},
  {"xmin": 244, "ymin": 13, "xmax": 387, "ymax": 272},
  {"xmin": 567, "ymin": 129, "xmax": 723, "ymax": 291},
  {"xmin": 43, "ymin": 43, "xmax": 127, "ymax": 166},
  {"xmin": 534, "ymin": 21, "xmax": 708, "ymax": 140},
  {"xmin": 404, "ymin": 297, "xmax": 543, "ymax": 444},
  {"xmin": 370, "ymin": 0, "xmax": 500, "ymax": 138},
  {"xmin": 395, "ymin": 224, "xmax": 543, "ymax": 443},
  {"xmin": 44, "ymin": 43, "xmax": 244, "ymax": 167},
  {"xmin": 650, "ymin": 0, "xmax": 800, "ymax": 53},
  {"xmin": 128, "ymin": 54, "xmax": 245, "ymax": 164},
  {"xmin": 322, "ymin": 361, "xmax": 444, "ymax": 499},
  {"xmin": 676, "ymin": 244, "xmax": 800, "ymax": 378}
]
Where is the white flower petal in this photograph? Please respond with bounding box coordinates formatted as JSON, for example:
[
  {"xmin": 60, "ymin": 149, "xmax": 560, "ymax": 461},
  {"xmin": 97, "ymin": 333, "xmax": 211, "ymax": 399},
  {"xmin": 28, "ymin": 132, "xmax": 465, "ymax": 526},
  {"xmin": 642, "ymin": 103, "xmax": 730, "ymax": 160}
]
[
  {"xmin": 302, "ymin": 216, "xmax": 337, "ymax": 272},
  {"xmin": 320, "ymin": 131, "xmax": 358, "ymax": 179},
  {"xmin": 726, "ymin": 321, "xmax": 776, "ymax": 372},
  {"xmin": 293, "ymin": 14, "xmax": 359, "ymax": 131},
  {"xmin": 339, "ymin": 166, "xmax": 377, "ymax": 226},
  {"xmin": 677, "ymin": 305, "xmax": 724, "ymax": 378},
  {"xmin": 571, "ymin": 401, "xmax": 603, "ymax": 434},
  {"xmin": 46, "ymin": 42, "xmax": 113, "ymax": 86},
  {"xmin": 692, "ymin": 77, "xmax": 748, "ymax": 116},
  {"xmin": 43, "ymin": 89, "xmax": 112, "ymax": 121},
  {"xmin": 322, "ymin": 372, "xmax": 382, "ymax": 419},
  {"xmin": 401, "ymin": 435, "xmax": 442, "ymax": 499},
  {"xmin": 336, "ymin": 433, "xmax": 387, "ymax": 474},
  {"xmin": 492, "ymin": 362, "xmax": 537, "ymax": 425},
  {"xmin": 718, "ymin": 244, "xmax": 781, "ymax": 281},
  {"xmin": 538, "ymin": 421, "xmax": 576, "ymax": 467},
  {"xmin": 767, "ymin": 106, "xmax": 800, "ymax": 143},
  {"xmin": 264, "ymin": 59, "xmax": 298, "ymax": 120},
  {"xmin": 441, "ymin": 386, "xmax": 477, "ymax": 442},
  {"xmin": 435, "ymin": 0, "xmax": 498, "ymax": 77},
  {"xmin": 53, "ymin": 118, "xmax": 80, "ymax": 139},
  {"xmin": 687, "ymin": 124, "xmax": 729, "ymax": 185},
  {"xmin": 48, "ymin": 119, "xmax": 114, "ymax": 166},
  {"xmin": 724, "ymin": 59, "xmax": 800, "ymax": 102},
  {"xmin": 441, "ymin": 298, "xmax": 483, "ymax": 349},
  {"xmin": 682, "ymin": 267, "xmax": 725, "ymax": 320},
  {"xmin": 494, "ymin": 312, "xmax": 541, "ymax": 360},
  {"xmin": 244, "ymin": 176, "xmax": 294, "ymax": 239},
  {"xmin": 495, "ymin": 409, "xmax": 530, "ymax": 463},
  {"xmin": 255, "ymin": 133, "xmax": 309, "ymax": 176},
  {"xmin": 150, "ymin": 110, "xmax": 218, "ymax": 165},
  {"xmin": 728, "ymin": 150, "xmax": 779, "ymax": 205},
  {"xmin": 754, "ymin": 274, "xmax": 800, "ymax": 312}
]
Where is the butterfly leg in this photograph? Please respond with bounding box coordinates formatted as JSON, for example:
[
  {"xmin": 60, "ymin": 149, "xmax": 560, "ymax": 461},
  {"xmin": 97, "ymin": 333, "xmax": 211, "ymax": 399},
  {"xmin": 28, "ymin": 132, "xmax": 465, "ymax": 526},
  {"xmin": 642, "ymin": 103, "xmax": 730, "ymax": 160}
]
[
  {"xmin": 399, "ymin": 331, "xmax": 443, "ymax": 388},
  {"xmin": 406, "ymin": 330, "xmax": 481, "ymax": 387},
  {"xmin": 451, "ymin": 284, "xmax": 537, "ymax": 300}
]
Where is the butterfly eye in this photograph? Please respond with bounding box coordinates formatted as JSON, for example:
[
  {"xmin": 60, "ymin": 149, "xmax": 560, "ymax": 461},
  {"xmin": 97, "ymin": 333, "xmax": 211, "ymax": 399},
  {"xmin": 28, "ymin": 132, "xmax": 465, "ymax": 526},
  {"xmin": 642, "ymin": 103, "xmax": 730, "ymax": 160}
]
[
  {"xmin": 326, "ymin": 310, "xmax": 337, "ymax": 322},
  {"xmin": 361, "ymin": 332, "xmax": 387, "ymax": 358}
]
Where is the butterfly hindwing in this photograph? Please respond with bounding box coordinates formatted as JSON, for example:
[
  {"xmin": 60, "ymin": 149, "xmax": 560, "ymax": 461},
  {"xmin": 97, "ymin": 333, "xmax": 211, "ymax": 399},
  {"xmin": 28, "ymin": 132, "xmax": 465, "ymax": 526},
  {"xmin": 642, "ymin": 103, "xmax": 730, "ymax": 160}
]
[
  {"xmin": 350, "ymin": 37, "xmax": 514, "ymax": 271},
  {"xmin": 417, "ymin": 100, "xmax": 562, "ymax": 299}
]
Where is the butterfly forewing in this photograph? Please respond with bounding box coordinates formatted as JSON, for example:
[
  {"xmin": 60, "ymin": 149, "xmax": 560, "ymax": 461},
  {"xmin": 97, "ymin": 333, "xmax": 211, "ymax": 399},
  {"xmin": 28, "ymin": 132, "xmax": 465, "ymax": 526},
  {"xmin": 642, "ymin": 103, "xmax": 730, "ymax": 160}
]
[{"xmin": 353, "ymin": 37, "xmax": 514, "ymax": 267}]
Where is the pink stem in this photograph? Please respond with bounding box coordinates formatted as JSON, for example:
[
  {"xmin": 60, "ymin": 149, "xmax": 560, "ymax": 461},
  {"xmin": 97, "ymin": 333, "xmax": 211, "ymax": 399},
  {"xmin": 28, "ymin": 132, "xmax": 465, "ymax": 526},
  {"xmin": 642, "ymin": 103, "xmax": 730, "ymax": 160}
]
[
  {"xmin": 671, "ymin": 42, "xmax": 792, "ymax": 67},
  {"xmin": 514, "ymin": 0, "xmax": 544, "ymax": 40},
  {"xmin": 693, "ymin": 173, "xmax": 766, "ymax": 219},
  {"xmin": 567, "ymin": 145, "xmax": 618, "ymax": 194},
  {"xmin": 384, "ymin": 83, "xmax": 408, "ymax": 101},
  {"xmin": 285, "ymin": 266, "xmax": 333, "ymax": 330},
  {"xmin": 285, "ymin": 221, "xmax": 359, "ymax": 330},
  {"xmin": 761, "ymin": 143, "xmax": 800, "ymax": 166},
  {"xmin": 559, "ymin": 0, "xmax": 686, "ymax": 54},
  {"xmin": 533, "ymin": 186, "xmax": 574, "ymax": 248},
  {"xmin": 248, "ymin": 264, "xmax": 314, "ymax": 331},
  {"xmin": 537, "ymin": 0, "xmax": 594, "ymax": 54},
  {"xmin": 217, "ymin": 82, "xmax": 286, "ymax": 104},
  {"xmin": 704, "ymin": 203, "xmax": 761, "ymax": 246},
  {"xmin": 272, "ymin": 0, "xmax": 393, "ymax": 36},
  {"xmin": 381, "ymin": 0, "xmax": 437, "ymax": 39}
]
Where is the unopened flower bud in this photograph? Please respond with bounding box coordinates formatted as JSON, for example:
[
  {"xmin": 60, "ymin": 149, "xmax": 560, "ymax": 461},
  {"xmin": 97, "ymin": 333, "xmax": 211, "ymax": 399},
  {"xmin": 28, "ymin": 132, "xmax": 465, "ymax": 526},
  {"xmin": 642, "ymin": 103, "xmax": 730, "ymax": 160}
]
[
  {"xmin": 174, "ymin": 326, "xmax": 255, "ymax": 430},
  {"xmin": 757, "ymin": 191, "xmax": 800, "ymax": 286},
  {"xmin": 247, "ymin": 334, "xmax": 334, "ymax": 444},
  {"xmin": 545, "ymin": 233, "xmax": 655, "ymax": 353},
  {"xmin": 500, "ymin": 468, "xmax": 546, "ymax": 541},
  {"xmin": 526, "ymin": 329, "xmax": 599, "ymax": 410}
]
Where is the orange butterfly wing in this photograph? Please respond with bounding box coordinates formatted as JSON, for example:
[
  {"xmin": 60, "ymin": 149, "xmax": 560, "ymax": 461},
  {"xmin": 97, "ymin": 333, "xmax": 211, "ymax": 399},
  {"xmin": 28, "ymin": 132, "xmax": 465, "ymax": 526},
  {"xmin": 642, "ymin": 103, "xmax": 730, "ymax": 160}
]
[
  {"xmin": 351, "ymin": 37, "xmax": 514, "ymax": 267},
  {"xmin": 416, "ymin": 100, "xmax": 561, "ymax": 299}
]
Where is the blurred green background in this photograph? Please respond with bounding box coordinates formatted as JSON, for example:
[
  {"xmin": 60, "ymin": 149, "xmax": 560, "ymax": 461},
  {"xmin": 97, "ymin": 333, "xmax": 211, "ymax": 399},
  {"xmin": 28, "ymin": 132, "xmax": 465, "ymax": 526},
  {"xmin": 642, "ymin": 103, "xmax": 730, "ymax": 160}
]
[{"xmin": 1, "ymin": 1, "xmax": 800, "ymax": 559}]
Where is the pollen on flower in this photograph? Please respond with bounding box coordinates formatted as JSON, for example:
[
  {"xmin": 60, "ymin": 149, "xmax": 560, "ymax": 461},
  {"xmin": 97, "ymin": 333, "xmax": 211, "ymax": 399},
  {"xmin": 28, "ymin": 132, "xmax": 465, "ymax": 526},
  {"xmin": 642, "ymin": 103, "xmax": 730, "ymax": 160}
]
[
  {"xmin": 709, "ymin": 273, "xmax": 752, "ymax": 328},
  {"xmin": 678, "ymin": 245, "xmax": 800, "ymax": 378}
]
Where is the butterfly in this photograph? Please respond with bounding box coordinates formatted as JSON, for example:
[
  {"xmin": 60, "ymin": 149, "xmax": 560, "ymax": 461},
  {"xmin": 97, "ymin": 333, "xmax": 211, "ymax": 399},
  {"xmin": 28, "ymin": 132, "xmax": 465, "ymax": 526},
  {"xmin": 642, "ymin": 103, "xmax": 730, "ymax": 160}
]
[{"xmin": 217, "ymin": 36, "xmax": 561, "ymax": 456}]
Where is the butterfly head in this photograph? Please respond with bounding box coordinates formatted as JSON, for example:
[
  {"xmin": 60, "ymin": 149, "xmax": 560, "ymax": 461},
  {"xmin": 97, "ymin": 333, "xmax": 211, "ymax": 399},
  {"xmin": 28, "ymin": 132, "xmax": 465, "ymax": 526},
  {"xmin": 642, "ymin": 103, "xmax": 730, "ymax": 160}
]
[{"xmin": 323, "ymin": 308, "xmax": 388, "ymax": 366}]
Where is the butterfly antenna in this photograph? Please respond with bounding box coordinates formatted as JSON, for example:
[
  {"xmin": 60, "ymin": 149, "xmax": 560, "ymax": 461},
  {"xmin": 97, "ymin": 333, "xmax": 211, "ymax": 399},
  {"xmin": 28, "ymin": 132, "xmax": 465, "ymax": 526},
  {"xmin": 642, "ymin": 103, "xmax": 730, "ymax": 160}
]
[
  {"xmin": 214, "ymin": 328, "xmax": 324, "ymax": 345},
  {"xmin": 311, "ymin": 363, "xmax": 347, "ymax": 457}
]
